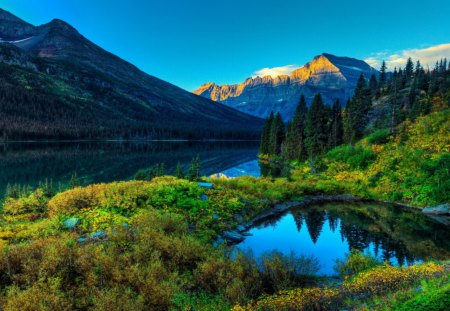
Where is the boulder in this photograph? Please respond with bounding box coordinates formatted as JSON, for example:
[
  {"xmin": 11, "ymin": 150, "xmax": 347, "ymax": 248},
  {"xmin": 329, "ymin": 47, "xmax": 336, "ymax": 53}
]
[
  {"xmin": 223, "ymin": 230, "xmax": 245, "ymax": 243},
  {"xmin": 90, "ymin": 231, "xmax": 107, "ymax": 240},
  {"xmin": 197, "ymin": 182, "xmax": 213, "ymax": 189},
  {"xmin": 422, "ymin": 203, "xmax": 450, "ymax": 215},
  {"xmin": 63, "ymin": 217, "xmax": 80, "ymax": 230}
]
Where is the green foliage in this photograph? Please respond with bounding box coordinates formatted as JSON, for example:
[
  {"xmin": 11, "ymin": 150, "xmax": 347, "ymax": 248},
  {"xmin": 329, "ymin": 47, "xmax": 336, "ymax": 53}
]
[
  {"xmin": 394, "ymin": 283, "xmax": 450, "ymax": 311},
  {"xmin": 188, "ymin": 155, "xmax": 201, "ymax": 181},
  {"xmin": 259, "ymin": 250, "xmax": 320, "ymax": 292},
  {"xmin": 326, "ymin": 145, "xmax": 376, "ymax": 169},
  {"xmin": 334, "ymin": 249, "xmax": 381, "ymax": 277},
  {"xmin": 134, "ymin": 163, "xmax": 166, "ymax": 181},
  {"xmin": 366, "ymin": 129, "xmax": 391, "ymax": 145}
]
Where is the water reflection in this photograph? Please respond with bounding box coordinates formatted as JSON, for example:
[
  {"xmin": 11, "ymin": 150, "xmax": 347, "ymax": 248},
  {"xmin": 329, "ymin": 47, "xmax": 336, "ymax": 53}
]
[
  {"xmin": 238, "ymin": 203, "xmax": 450, "ymax": 275},
  {"xmin": 0, "ymin": 141, "xmax": 259, "ymax": 197}
]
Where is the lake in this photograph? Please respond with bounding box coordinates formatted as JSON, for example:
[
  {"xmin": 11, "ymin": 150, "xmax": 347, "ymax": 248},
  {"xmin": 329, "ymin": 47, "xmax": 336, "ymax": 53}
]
[
  {"xmin": 0, "ymin": 141, "xmax": 261, "ymax": 198},
  {"xmin": 237, "ymin": 202, "xmax": 450, "ymax": 275}
]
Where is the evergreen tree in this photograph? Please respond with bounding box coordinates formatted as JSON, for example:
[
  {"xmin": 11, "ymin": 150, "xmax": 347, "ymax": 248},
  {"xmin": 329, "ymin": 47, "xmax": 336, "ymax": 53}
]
[
  {"xmin": 343, "ymin": 74, "xmax": 371, "ymax": 143},
  {"xmin": 269, "ymin": 112, "xmax": 285, "ymax": 155},
  {"xmin": 175, "ymin": 162, "xmax": 184, "ymax": 179},
  {"xmin": 188, "ymin": 155, "xmax": 201, "ymax": 181},
  {"xmin": 404, "ymin": 57, "xmax": 414, "ymax": 83},
  {"xmin": 329, "ymin": 99, "xmax": 343, "ymax": 148},
  {"xmin": 259, "ymin": 112, "xmax": 274, "ymax": 154},
  {"xmin": 281, "ymin": 95, "xmax": 308, "ymax": 161},
  {"xmin": 369, "ymin": 73, "xmax": 378, "ymax": 97},
  {"xmin": 304, "ymin": 94, "xmax": 328, "ymax": 157},
  {"xmin": 388, "ymin": 68, "xmax": 404, "ymax": 132},
  {"xmin": 379, "ymin": 60, "xmax": 387, "ymax": 90}
]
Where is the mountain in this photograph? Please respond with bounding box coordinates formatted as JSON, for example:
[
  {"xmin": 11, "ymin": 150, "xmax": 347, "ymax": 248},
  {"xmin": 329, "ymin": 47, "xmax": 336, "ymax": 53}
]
[
  {"xmin": 0, "ymin": 8, "xmax": 263, "ymax": 140},
  {"xmin": 194, "ymin": 53, "xmax": 378, "ymax": 119}
]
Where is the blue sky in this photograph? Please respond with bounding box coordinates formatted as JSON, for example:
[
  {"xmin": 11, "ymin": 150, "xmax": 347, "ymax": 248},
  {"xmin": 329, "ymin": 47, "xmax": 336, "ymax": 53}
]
[{"xmin": 2, "ymin": 0, "xmax": 449, "ymax": 91}]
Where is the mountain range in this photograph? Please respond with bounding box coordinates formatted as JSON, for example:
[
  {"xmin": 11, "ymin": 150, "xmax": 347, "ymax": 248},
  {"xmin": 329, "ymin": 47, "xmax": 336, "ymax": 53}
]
[
  {"xmin": 0, "ymin": 8, "xmax": 263, "ymax": 140},
  {"xmin": 194, "ymin": 53, "xmax": 379, "ymax": 119}
]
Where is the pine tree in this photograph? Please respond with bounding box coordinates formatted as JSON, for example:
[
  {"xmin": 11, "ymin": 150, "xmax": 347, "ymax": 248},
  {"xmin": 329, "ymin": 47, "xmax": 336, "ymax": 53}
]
[
  {"xmin": 259, "ymin": 112, "xmax": 274, "ymax": 154},
  {"xmin": 175, "ymin": 162, "xmax": 184, "ymax": 179},
  {"xmin": 281, "ymin": 95, "xmax": 308, "ymax": 161},
  {"xmin": 369, "ymin": 73, "xmax": 378, "ymax": 97},
  {"xmin": 304, "ymin": 94, "xmax": 328, "ymax": 157},
  {"xmin": 188, "ymin": 155, "xmax": 201, "ymax": 181},
  {"xmin": 343, "ymin": 74, "xmax": 371, "ymax": 143},
  {"xmin": 269, "ymin": 112, "xmax": 285, "ymax": 155},
  {"xmin": 404, "ymin": 57, "xmax": 414, "ymax": 83},
  {"xmin": 329, "ymin": 99, "xmax": 343, "ymax": 148},
  {"xmin": 379, "ymin": 60, "xmax": 387, "ymax": 90}
]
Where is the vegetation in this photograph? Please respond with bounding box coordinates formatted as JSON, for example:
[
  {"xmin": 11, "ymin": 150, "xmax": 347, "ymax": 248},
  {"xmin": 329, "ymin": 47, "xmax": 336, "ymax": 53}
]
[
  {"xmin": 259, "ymin": 56, "xmax": 450, "ymax": 160},
  {"xmin": 0, "ymin": 54, "xmax": 448, "ymax": 309},
  {"xmin": 0, "ymin": 172, "xmax": 448, "ymax": 310}
]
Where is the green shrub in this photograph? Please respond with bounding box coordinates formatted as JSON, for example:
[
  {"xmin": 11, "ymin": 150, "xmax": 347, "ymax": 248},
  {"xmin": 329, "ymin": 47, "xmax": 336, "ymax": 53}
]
[
  {"xmin": 393, "ymin": 282, "xmax": 450, "ymax": 311},
  {"xmin": 259, "ymin": 250, "xmax": 320, "ymax": 292},
  {"xmin": 366, "ymin": 129, "xmax": 391, "ymax": 145},
  {"xmin": 334, "ymin": 249, "xmax": 381, "ymax": 277},
  {"xmin": 326, "ymin": 145, "xmax": 376, "ymax": 170}
]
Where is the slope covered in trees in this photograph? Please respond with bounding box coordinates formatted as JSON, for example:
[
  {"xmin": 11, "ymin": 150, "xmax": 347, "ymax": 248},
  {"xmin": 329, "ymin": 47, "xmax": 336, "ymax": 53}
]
[
  {"xmin": 0, "ymin": 9, "xmax": 263, "ymax": 140},
  {"xmin": 260, "ymin": 57, "xmax": 450, "ymax": 160}
]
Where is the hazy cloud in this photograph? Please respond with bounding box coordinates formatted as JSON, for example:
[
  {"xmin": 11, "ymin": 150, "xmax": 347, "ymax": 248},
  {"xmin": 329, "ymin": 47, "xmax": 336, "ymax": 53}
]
[
  {"xmin": 365, "ymin": 43, "xmax": 450, "ymax": 70},
  {"xmin": 252, "ymin": 64, "xmax": 299, "ymax": 78}
]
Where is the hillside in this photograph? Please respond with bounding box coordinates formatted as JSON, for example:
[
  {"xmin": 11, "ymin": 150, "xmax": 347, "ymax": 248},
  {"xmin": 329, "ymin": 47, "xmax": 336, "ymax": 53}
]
[
  {"xmin": 194, "ymin": 53, "xmax": 378, "ymax": 119},
  {"xmin": 0, "ymin": 8, "xmax": 263, "ymax": 140}
]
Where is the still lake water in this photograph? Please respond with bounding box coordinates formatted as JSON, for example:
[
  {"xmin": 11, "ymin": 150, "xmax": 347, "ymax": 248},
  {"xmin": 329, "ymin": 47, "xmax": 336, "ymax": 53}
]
[
  {"xmin": 237, "ymin": 203, "xmax": 450, "ymax": 275},
  {"xmin": 0, "ymin": 141, "xmax": 261, "ymax": 197}
]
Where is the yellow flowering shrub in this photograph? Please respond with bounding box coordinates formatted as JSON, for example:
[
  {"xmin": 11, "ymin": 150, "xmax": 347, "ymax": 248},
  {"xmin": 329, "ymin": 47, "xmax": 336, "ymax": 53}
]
[
  {"xmin": 236, "ymin": 287, "xmax": 341, "ymax": 311},
  {"xmin": 343, "ymin": 262, "xmax": 444, "ymax": 295}
]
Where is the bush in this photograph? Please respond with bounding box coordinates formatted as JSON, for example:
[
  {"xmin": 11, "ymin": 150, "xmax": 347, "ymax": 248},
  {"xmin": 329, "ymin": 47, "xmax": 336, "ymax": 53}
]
[
  {"xmin": 343, "ymin": 262, "xmax": 444, "ymax": 296},
  {"xmin": 334, "ymin": 250, "xmax": 381, "ymax": 277},
  {"xmin": 326, "ymin": 145, "xmax": 376, "ymax": 170},
  {"xmin": 394, "ymin": 282, "xmax": 450, "ymax": 311},
  {"xmin": 366, "ymin": 129, "xmax": 391, "ymax": 145},
  {"xmin": 259, "ymin": 250, "xmax": 320, "ymax": 292},
  {"xmin": 2, "ymin": 189, "xmax": 50, "ymax": 221}
]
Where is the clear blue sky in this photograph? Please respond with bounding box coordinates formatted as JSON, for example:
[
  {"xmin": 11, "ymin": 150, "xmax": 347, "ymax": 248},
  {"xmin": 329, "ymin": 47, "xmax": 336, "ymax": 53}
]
[{"xmin": 2, "ymin": 0, "xmax": 449, "ymax": 91}]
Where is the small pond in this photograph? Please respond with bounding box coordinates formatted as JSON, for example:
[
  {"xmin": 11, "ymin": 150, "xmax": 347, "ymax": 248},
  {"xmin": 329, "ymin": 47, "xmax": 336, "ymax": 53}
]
[{"xmin": 237, "ymin": 202, "xmax": 450, "ymax": 275}]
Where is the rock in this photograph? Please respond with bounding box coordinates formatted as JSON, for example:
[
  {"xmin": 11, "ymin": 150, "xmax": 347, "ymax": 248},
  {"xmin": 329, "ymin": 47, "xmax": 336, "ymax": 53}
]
[
  {"xmin": 425, "ymin": 215, "xmax": 450, "ymax": 226},
  {"xmin": 213, "ymin": 236, "xmax": 225, "ymax": 247},
  {"xmin": 234, "ymin": 213, "xmax": 244, "ymax": 223},
  {"xmin": 223, "ymin": 230, "xmax": 245, "ymax": 243},
  {"xmin": 63, "ymin": 217, "xmax": 80, "ymax": 230},
  {"xmin": 422, "ymin": 203, "xmax": 450, "ymax": 215},
  {"xmin": 236, "ymin": 225, "xmax": 246, "ymax": 232},
  {"xmin": 200, "ymin": 194, "xmax": 209, "ymax": 201},
  {"xmin": 90, "ymin": 231, "xmax": 107, "ymax": 240},
  {"xmin": 197, "ymin": 182, "xmax": 213, "ymax": 189},
  {"xmin": 77, "ymin": 237, "xmax": 87, "ymax": 244}
]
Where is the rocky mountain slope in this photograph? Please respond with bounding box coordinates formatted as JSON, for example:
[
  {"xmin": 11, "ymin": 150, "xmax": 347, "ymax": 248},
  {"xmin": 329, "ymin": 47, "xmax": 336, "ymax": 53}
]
[
  {"xmin": 0, "ymin": 8, "xmax": 263, "ymax": 140},
  {"xmin": 195, "ymin": 53, "xmax": 378, "ymax": 119}
]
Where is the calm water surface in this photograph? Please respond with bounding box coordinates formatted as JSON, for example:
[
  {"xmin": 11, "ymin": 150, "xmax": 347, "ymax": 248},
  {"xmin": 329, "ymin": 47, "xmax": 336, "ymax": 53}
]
[
  {"xmin": 237, "ymin": 203, "xmax": 450, "ymax": 275},
  {"xmin": 0, "ymin": 141, "xmax": 260, "ymax": 198}
]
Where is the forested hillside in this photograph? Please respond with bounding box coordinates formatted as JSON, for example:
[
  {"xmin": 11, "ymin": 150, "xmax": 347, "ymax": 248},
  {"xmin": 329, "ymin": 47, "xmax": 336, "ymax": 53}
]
[
  {"xmin": 260, "ymin": 57, "xmax": 450, "ymax": 160},
  {"xmin": 259, "ymin": 57, "xmax": 450, "ymax": 206},
  {"xmin": 0, "ymin": 9, "xmax": 263, "ymax": 140}
]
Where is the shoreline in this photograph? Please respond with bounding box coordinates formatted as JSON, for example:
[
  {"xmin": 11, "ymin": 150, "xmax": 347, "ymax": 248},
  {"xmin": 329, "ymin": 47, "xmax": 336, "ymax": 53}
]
[{"xmin": 221, "ymin": 194, "xmax": 429, "ymax": 243}]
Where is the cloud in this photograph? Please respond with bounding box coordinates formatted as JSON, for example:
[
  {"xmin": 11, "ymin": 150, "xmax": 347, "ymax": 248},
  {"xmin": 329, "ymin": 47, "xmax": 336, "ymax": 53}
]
[
  {"xmin": 252, "ymin": 64, "xmax": 299, "ymax": 78},
  {"xmin": 365, "ymin": 43, "xmax": 450, "ymax": 70}
]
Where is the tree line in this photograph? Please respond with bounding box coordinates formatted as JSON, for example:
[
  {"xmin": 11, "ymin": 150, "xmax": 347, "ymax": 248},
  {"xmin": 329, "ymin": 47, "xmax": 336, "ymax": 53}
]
[{"xmin": 259, "ymin": 57, "xmax": 450, "ymax": 160}]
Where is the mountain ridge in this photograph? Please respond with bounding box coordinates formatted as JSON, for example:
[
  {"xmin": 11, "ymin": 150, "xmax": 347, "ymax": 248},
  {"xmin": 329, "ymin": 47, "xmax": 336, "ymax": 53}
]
[
  {"xmin": 0, "ymin": 8, "xmax": 263, "ymax": 140},
  {"xmin": 194, "ymin": 53, "xmax": 378, "ymax": 119}
]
